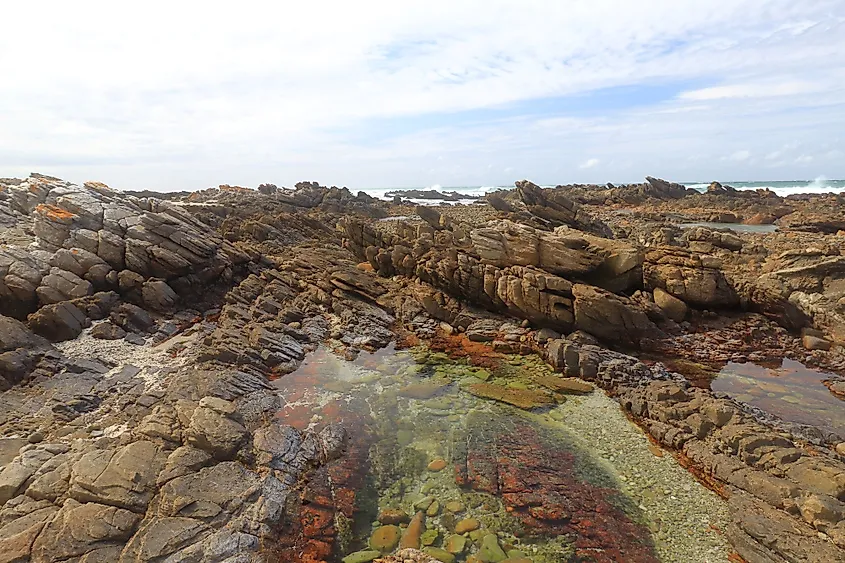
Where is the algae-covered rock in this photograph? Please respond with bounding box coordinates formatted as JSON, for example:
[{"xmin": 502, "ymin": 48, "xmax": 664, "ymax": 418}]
[
  {"xmin": 378, "ymin": 508, "xmax": 410, "ymax": 525},
  {"xmin": 445, "ymin": 500, "xmax": 465, "ymax": 513},
  {"xmin": 427, "ymin": 459, "xmax": 447, "ymax": 472},
  {"xmin": 343, "ymin": 550, "xmax": 381, "ymax": 563},
  {"xmin": 423, "ymin": 547, "xmax": 456, "ymax": 562},
  {"xmin": 421, "ymin": 528, "xmax": 439, "ymax": 546},
  {"xmin": 534, "ymin": 376, "xmax": 593, "ymax": 394},
  {"xmin": 445, "ymin": 534, "xmax": 467, "ymax": 554},
  {"xmin": 370, "ymin": 525, "xmax": 401, "ymax": 552},
  {"xmin": 400, "ymin": 383, "xmax": 447, "ymax": 399},
  {"xmin": 478, "ymin": 533, "xmax": 508, "ymax": 562},
  {"xmin": 464, "ymin": 383, "xmax": 554, "ymax": 409},
  {"xmin": 454, "ymin": 517, "xmax": 480, "ymax": 534}
]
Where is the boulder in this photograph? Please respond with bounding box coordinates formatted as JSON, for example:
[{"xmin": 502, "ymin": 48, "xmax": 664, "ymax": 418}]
[
  {"xmin": 572, "ymin": 284, "xmax": 658, "ymax": 347},
  {"xmin": 27, "ymin": 301, "xmax": 90, "ymax": 341},
  {"xmin": 185, "ymin": 400, "xmax": 248, "ymax": 460},
  {"xmin": 644, "ymin": 248, "xmax": 739, "ymax": 308},
  {"xmin": 653, "ymin": 287, "xmax": 688, "ymax": 322},
  {"xmin": 90, "ymin": 321, "xmax": 127, "ymax": 340}
]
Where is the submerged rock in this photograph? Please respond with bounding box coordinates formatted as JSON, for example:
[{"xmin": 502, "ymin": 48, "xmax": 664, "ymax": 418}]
[{"xmin": 464, "ymin": 383, "xmax": 554, "ymax": 410}]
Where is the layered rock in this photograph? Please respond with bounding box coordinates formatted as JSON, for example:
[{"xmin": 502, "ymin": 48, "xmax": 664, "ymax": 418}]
[
  {"xmin": 340, "ymin": 216, "xmax": 657, "ymax": 346},
  {"xmin": 0, "ymin": 175, "xmax": 251, "ymax": 331},
  {"xmin": 515, "ymin": 180, "xmax": 613, "ymax": 237}
]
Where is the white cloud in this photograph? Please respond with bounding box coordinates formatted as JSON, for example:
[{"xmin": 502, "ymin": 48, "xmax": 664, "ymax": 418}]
[
  {"xmin": 580, "ymin": 158, "xmax": 601, "ymax": 169},
  {"xmin": 727, "ymin": 150, "xmax": 752, "ymax": 162},
  {"xmin": 679, "ymin": 81, "xmax": 819, "ymax": 101},
  {"xmin": 0, "ymin": 0, "xmax": 843, "ymax": 189}
]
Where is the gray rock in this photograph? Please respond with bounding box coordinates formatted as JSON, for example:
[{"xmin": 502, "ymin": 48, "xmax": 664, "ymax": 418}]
[
  {"xmin": 156, "ymin": 447, "xmax": 213, "ymax": 486},
  {"xmin": 90, "ymin": 321, "xmax": 127, "ymax": 340},
  {"xmin": 142, "ymin": 279, "xmax": 178, "ymax": 311},
  {"xmin": 30, "ymin": 499, "xmax": 141, "ymax": 561},
  {"xmin": 185, "ymin": 402, "xmax": 248, "ymax": 460},
  {"xmin": 27, "ymin": 300, "xmax": 90, "ymax": 342},
  {"xmin": 69, "ymin": 441, "xmax": 167, "ymax": 512},
  {"xmin": 157, "ymin": 461, "xmax": 262, "ymax": 519},
  {"xmin": 110, "ymin": 303, "xmax": 154, "ymax": 333}
]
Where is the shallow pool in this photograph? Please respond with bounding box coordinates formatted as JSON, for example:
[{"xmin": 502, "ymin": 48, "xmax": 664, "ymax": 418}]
[
  {"xmin": 676, "ymin": 222, "xmax": 777, "ymax": 233},
  {"xmin": 711, "ymin": 359, "xmax": 845, "ymax": 438},
  {"xmin": 271, "ymin": 341, "xmax": 730, "ymax": 563}
]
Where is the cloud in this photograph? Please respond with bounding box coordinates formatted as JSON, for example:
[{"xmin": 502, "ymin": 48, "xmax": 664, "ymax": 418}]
[
  {"xmin": 679, "ymin": 81, "xmax": 819, "ymax": 101},
  {"xmin": 0, "ymin": 1, "xmax": 843, "ymax": 189},
  {"xmin": 728, "ymin": 150, "xmax": 752, "ymax": 162},
  {"xmin": 580, "ymin": 158, "xmax": 601, "ymax": 169}
]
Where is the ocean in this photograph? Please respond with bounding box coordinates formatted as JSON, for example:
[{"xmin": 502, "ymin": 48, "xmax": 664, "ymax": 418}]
[{"xmin": 363, "ymin": 177, "xmax": 845, "ymax": 205}]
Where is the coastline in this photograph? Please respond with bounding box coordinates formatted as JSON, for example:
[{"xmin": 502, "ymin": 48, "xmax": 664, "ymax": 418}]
[{"xmin": 0, "ymin": 174, "xmax": 844, "ymax": 562}]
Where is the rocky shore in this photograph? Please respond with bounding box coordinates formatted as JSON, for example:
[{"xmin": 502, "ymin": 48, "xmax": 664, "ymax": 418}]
[{"xmin": 1, "ymin": 173, "xmax": 844, "ymax": 562}]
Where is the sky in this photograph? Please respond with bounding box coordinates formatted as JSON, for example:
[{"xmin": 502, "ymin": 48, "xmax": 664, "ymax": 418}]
[{"xmin": 1, "ymin": 0, "xmax": 844, "ymax": 191}]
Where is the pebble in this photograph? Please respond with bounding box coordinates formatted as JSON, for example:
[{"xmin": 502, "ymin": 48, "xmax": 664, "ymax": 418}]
[
  {"xmin": 369, "ymin": 525, "xmax": 401, "ymax": 552},
  {"xmin": 428, "ymin": 458, "xmax": 448, "ymax": 471},
  {"xmin": 26, "ymin": 432, "xmax": 44, "ymax": 444},
  {"xmin": 378, "ymin": 509, "xmax": 410, "ymax": 525},
  {"xmin": 445, "ymin": 500, "xmax": 465, "ymax": 513},
  {"xmin": 454, "ymin": 518, "xmax": 480, "ymax": 534}
]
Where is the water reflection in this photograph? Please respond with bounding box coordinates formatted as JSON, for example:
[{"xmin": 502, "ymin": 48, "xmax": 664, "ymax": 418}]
[
  {"xmin": 676, "ymin": 222, "xmax": 777, "ymax": 233},
  {"xmin": 711, "ymin": 359, "xmax": 845, "ymax": 437}
]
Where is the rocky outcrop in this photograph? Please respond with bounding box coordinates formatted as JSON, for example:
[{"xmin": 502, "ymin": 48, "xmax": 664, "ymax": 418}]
[
  {"xmin": 644, "ymin": 247, "xmax": 739, "ymax": 308},
  {"xmin": 340, "ymin": 217, "xmax": 655, "ymax": 346},
  {"xmin": 0, "ymin": 175, "xmax": 251, "ymax": 333},
  {"xmin": 470, "ymin": 221, "xmax": 642, "ymax": 292},
  {"xmin": 515, "ymin": 180, "xmax": 613, "ymax": 237}
]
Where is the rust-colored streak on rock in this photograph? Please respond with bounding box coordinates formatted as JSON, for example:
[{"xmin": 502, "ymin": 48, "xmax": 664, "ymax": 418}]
[
  {"xmin": 457, "ymin": 416, "xmax": 659, "ymax": 563},
  {"xmin": 428, "ymin": 334, "xmax": 505, "ymax": 370},
  {"xmin": 35, "ymin": 203, "xmax": 77, "ymax": 222},
  {"xmin": 277, "ymin": 406, "xmax": 376, "ymax": 563}
]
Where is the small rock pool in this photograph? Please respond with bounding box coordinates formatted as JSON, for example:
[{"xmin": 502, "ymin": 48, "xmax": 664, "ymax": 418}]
[
  {"xmin": 676, "ymin": 222, "xmax": 777, "ymax": 233},
  {"xmin": 271, "ymin": 340, "xmax": 730, "ymax": 563},
  {"xmin": 711, "ymin": 359, "xmax": 845, "ymax": 439}
]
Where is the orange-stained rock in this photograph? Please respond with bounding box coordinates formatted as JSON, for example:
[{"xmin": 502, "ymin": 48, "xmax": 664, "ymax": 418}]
[{"xmin": 399, "ymin": 512, "xmax": 425, "ymax": 549}]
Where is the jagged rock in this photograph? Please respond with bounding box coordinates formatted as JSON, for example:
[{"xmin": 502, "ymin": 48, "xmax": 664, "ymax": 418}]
[
  {"xmin": 36, "ymin": 267, "xmax": 93, "ymax": 305},
  {"xmin": 470, "ymin": 220, "xmax": 642, "ymax": 290},
  {"xmin": 515, "ymin": 180, "xmax": 612, "ymax": 237},
  {"xmin": 571, "ymin": 284, "xmax": 658, "ymax": 347},
  {"xmin": 142, "ymin": 279, "xmax": 178, "ymax": 311}
]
